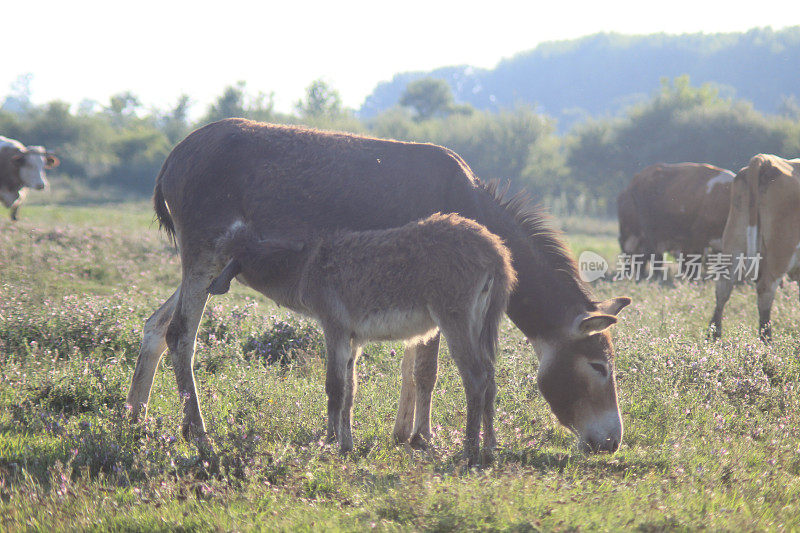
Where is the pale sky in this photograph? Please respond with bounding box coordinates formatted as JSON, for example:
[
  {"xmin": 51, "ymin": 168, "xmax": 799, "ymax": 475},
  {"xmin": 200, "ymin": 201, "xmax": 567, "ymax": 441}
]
[{"xmin": 4, "ymin": 1, "xmax": 797, "ymax": 116}]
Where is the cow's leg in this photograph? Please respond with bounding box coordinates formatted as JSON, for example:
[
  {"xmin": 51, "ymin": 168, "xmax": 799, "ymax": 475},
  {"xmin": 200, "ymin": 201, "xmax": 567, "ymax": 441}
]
[
  {"xmin": 166, "ymin": 270, "xmax": 214, "ymax": 441},
  {"xmin": 9, "ymin": 204, "xmax": 19, "ymax": 221},
  {"xmin": 709, "ymin": 277, "xmax": 734, "ymax": 340},
  {"xmin": 757, "ymin": 279, "xmax": 779, "ymax": 343},
  {"xmin": 408, "ymin": 333, "xmax": 440, "ymax": 450},
  {"xmin": 126, "ymin": 288, "xmax": 180, "ymax": 421},
  {"xmin": 323, "ymin": 326, "xmax": 351, "ymax": 448}
]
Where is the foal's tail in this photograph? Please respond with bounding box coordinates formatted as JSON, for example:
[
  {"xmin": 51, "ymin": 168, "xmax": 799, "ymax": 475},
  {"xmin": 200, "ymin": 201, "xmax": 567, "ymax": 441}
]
[{"xmin": 478, "ymin": 264, "xmax": 516, "ymax": 364}]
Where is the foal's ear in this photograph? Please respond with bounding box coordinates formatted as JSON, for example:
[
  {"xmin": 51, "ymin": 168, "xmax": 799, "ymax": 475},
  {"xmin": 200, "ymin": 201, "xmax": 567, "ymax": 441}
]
[{"xmin": 595, "ymin": 296, "xmax": 631, "ymax": 316}]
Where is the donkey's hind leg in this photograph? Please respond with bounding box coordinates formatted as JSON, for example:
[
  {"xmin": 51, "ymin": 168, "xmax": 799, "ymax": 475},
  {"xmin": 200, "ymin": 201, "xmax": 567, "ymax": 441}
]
[
  {"xmin": 393, "ymin": 333, "xmax": 440, "ymax": 445},
  {"xmin": 127, "ymin": 288, "xmax": 180, "ymax": 421},
  {"xmin": 166, "ymin": 267, "xmax": 215, "ymax": 441}
]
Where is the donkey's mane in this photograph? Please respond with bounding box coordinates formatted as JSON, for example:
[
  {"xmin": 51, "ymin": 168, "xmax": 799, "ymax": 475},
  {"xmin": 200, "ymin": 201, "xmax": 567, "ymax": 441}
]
[{"xmin": 477, "ymin": 180, "xmax": 587, "ymax": 293}]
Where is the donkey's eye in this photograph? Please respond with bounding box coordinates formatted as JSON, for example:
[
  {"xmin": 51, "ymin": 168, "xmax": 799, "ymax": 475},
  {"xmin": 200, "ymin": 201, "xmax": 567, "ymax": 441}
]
[{"xmin": 589, "ymin": 362, "xmax": 608, "ymax": 378}]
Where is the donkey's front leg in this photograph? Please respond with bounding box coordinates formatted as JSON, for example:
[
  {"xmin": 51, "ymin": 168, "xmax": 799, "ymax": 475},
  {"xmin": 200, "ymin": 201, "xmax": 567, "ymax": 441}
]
[
  {"xmin": 409, "ymin": 333, "xmax": 440, "ymax": 449},
  {"xmin": 166, "ymin": 273, "xmax": 211, "ymax": 441},
  {"xmin": 127, "ymin": 288, "xmax": 179, "ymax": 421},
  {"xmin": 339, "ymin": 344, "xmax": 362, "ymax": 453},
  {"xmin": 393, "ymin": 344, "xmax": 417, "ymax": 443}
]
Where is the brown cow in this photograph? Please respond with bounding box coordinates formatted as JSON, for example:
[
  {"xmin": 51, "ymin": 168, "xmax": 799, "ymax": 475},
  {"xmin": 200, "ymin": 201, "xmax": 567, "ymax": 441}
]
[
  {"xmin": 618, "ymin": 163, "xmax": 735, "ymax": 269},
  {"xmin": 0, "ymin": 136, "xmax": 59, "ymax": 220},
  {"xmin": 709, "ymin": 154, "xmax": 800, "ymax": 341},
  {"xmin": 126, "ymin": 119, "xmax": 631, "ymax": 455}
]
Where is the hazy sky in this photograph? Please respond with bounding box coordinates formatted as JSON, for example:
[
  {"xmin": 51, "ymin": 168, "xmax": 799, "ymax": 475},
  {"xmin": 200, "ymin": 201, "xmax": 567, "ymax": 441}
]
[{"xmin": 4, "ymin": 1, "xmax": 797, "ymax": 116}]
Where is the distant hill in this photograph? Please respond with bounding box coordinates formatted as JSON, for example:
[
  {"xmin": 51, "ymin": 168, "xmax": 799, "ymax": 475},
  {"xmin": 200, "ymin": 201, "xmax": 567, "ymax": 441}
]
[{"xmin": 359, "ymin": 27, "xmax": 800, "ymax": 130}]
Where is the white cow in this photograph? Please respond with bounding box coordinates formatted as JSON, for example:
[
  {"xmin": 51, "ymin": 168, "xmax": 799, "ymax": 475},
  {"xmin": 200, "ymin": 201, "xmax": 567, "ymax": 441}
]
[{"xmin": 0, "ymin": 136, "xmax": 58, "ymax": 220}]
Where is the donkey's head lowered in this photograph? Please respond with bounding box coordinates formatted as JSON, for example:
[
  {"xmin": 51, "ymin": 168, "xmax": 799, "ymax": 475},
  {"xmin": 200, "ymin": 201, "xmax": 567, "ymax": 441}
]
[{"xmin": 530, "ymin": 296, "xmax": 630, "ymax": 453}]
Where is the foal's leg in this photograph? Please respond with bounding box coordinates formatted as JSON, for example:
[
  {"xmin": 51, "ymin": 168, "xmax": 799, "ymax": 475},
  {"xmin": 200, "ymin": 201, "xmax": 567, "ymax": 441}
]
[
  {"xmin": 166, "ymin": 268, "xmax": 214, "ymax": 440},
  {"xmin": 481, "ymin": 362, "xmax": 498, "ymax": 455},
  {"xmin": 442, "ymin": 328, "xmax": 488, "ymax": 466},
  {"xmin": 126, "ymin": 288, "xmax": 180, "ymax": 421},
  {"xmin": 323, "ymin": 326, "xmax": 352, "ymax": 449},
  {"xmin": 409, "ymin": 333, "xmax": 440, "ymax": 449}
]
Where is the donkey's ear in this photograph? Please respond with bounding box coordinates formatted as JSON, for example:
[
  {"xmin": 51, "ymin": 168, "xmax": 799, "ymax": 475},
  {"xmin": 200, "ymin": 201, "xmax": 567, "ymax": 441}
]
[
  {"xmin": 576, "ymin": 314, "xmax": 618, "ymax": 337},
  {"xmin": 595, "ymin": 297, "xmax": 631, "ymax": 316},
  {"xmin": 259, "ymin": 237, "xmax": 305, "ymax": 253}
]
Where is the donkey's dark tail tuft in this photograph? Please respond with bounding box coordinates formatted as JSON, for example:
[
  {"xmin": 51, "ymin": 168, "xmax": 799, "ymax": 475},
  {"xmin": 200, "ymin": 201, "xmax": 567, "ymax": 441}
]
[{"xmin": 153, "ymin": 176, "xmax": 176, "ymax": 247}]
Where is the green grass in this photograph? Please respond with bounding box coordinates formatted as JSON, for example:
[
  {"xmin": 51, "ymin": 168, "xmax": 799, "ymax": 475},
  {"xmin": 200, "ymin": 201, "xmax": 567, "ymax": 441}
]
[{"xmin": 2, "ymin": 205, "xmax": 800, "ymax": 531}]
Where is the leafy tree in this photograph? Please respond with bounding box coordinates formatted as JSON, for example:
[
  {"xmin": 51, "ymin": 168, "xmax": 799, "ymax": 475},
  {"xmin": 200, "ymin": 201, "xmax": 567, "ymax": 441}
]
[
  {"xmin": 160, "ymin": 94, "xmax": 192, "ymax": 143},
  {"xmin": 204, "ymin": 82, "xmax": 247, "ymax": 123},
  {"xmin": 2, "ymin": 73, "xmax": 34, "ymax": 114},
  {"xmin": 106, "ymin": 92, "xmax": 142, "ymax": 127},
  {"xmin": 399, "ymin": 78, "xmax": 455, "ymax": 121},
  {"xmin": 295, "ymin": 79, "xmax": 342, "ymax": 119},
  {"xmin": 567, "ymin": 76, "xmax": 795, "ymax": 211},
  {"xmin": 202, "ymin": 82, "xmax": 275, "ymax": 125}
]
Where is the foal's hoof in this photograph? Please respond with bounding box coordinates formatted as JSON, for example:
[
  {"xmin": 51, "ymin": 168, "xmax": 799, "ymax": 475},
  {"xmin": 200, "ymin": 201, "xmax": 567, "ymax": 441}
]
[
  {"xmin": 482, "ymin": 447, "xmax": 496, "ymax": 465},
  {"xmin": 409, "ymin": 433, "xmax": 429, "ymax": 450}
]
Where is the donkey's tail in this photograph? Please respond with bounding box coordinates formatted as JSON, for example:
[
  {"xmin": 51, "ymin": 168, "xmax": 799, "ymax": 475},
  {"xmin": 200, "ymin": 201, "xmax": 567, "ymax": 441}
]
[{"xmin": 153, "ymin": 168, "xmax": 177, "ymax": 247}]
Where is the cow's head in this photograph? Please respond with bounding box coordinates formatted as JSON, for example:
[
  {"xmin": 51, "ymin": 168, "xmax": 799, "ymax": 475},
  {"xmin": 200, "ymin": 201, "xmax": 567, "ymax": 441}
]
[{"xmin": 13, "ymin": 146, "xmax": 58, "ymax": 190}]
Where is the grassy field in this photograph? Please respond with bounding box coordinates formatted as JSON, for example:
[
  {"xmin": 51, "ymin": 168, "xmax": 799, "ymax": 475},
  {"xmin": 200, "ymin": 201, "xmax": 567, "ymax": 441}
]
[{"xmin": 2, "ymin": 203, "xmax": 800, "ymax": 531}]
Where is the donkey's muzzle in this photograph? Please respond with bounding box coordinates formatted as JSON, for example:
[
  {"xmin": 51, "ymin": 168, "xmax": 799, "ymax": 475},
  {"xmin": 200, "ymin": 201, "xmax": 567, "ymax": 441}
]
[{"xmin": 583, "ymin": 436, "xmax": 620, "ymax": 454}]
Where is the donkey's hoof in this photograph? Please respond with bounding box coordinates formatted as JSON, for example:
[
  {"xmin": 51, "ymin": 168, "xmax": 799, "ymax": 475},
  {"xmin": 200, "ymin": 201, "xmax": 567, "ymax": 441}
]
[
  {"xmin": 125, "ymin": 403, "xmax": 145, "ymax": 423},
  {"xmin": 392, "ymin": 429, "xmax": 411, "ymax": 444},
  {"xmin": 181, "ymin": 421, "xmax": 208, "ymax": 442},
  {"xmin": 409, "ymin": 433, "xmax": 429, "ymax": 450}
]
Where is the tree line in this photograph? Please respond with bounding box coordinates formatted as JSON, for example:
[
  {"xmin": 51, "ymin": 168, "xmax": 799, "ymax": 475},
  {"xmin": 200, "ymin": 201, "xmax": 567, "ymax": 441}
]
[
  {"xmin": 2, "ymin": 75, "xmax": 799, "ymax": 214},
  {"xmin": 362, "ymin": 27, "xmax": 800, "ymax": 131}
]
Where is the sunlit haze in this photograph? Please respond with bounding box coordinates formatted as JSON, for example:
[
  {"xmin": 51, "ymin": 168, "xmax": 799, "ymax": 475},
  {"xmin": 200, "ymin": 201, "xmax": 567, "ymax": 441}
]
[{"xmin": 5, "ymin": 0, "xmax": 796, "ymax": 116}]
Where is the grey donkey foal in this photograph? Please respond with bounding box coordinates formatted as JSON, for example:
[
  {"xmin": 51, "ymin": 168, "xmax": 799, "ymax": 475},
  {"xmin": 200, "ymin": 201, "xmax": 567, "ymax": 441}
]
[{"xmin": 208, "ymin": 213, "xmax": 517, "ymax": 465}]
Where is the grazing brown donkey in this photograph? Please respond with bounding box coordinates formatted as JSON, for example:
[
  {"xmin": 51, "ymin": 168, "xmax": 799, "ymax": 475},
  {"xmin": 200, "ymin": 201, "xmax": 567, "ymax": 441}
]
[
  {"xmin": 126, "ymin": 119, "xmax": 631, "ymax": 454},
  {"xmin": 206, "ymin": 213, "xmax": 516, "ymax": 464}
]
